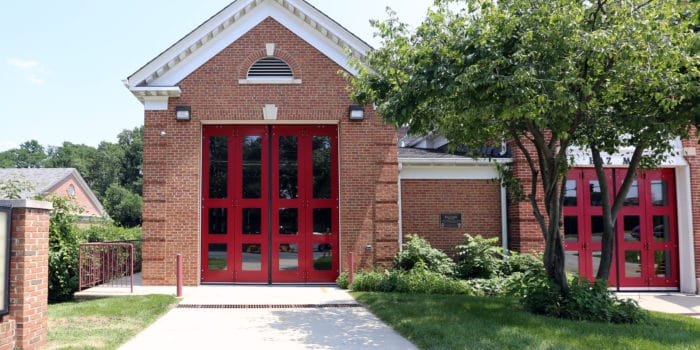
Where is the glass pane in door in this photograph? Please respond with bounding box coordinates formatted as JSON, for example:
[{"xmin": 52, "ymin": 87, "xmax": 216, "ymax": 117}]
[
  {"xmin": 242, "ymin": 136, "xmax": 262, "ymax": 198},
  {"xmin": 654, "ymin": 250, "xmax": 672, "ymax": 277},
  {"xmin": 312, "ymin": 136, "xmax": 332, "ymax": 199},
  {"xmin": 279, "ymin": 136, "xmax": 298, "ymax": 199},
  {"xmin": 209, "ymin": 137, "xmax": 228, "ymax": 199},
  {"xmin": 651, "ymin": 180, "xmax": 668, "ymax": 206},
  {"xmin": 208, "ymin": 208, "xmax": 227, "ymax": 234},
  {"xmin": 208, "ymin": 244, "xmax": 227, "ymax": 271},
  {"xmin": 313, "ymin": 208, "xmax": 332, "ymax": 235},
  {"xmin": 313, "ymin": 243, "xmax": 332, "ymax": 270},
  {"xmin": 242, "ymin": 244, "xmax": 261, "ymax": 271},
  {"xmin": 653, "ymin": 216, "xmax": 670, "ymax": 242},
  {"xmin": 624, "ymin": 251, "xmax": 642, "ymax": 277},
  {"xmin": 279, "ymin": 244, "xmax": 299, "ymax": 271},
  {"xmin": 623, "ymin": 216, "xmax": 640, "ymax": 242},
  {"xmin": 279, "ymin": 208, "xmax": 298, "ymax": 235},
  {"xmin": 242, "ymin": 208, "xmax": 261, "ymax": 234},
  {"xmin": 564, "ymin": 216, "xmax": 578, "ymax": 242}
]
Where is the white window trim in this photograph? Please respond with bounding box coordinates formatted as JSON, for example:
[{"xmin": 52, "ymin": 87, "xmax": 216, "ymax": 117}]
[{"xmin": 238, "ymin": 78, "xmax": 302, "ymax": 84}]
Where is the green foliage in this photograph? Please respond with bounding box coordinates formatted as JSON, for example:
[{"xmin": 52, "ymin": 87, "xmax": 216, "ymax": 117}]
[
  {"xmin": 77, "ymin": 223, "xmax": 141, "ymax": 242},
  {"xmin": 103, "ymin": 184, "xmax": 142, "ymax": 227},
  {"xmin": 521, "ymin": 273, "xmax": 650, "ymax": 324},
  {"xmin": 466, "ymin": 272, "xmax": 528, "ymax": 297},
  {"xmin": 47, "ymin": 195, "xmax": 81, "ymax": 302},
  {"xmin": 454, "ymin": 234, "xmax": 503, "ymax": 279},
  {"xmin": 500, "ymin": 251, "xmax": 545, "ymax": 276},
  {"xmin": 0, "ymin": 177, "xmax": 34, "ymax": 199},
  {"xmin": 393, "ymin": 234, "xmax": 455, "ymax": 276},
  {"xmin": 350, "ymin": 263, "xmax": 471, "ymax": 295},
  {"xmin": 350, "ymin": 0, "xmax": 700, "ymax": 291},
  {"xmin": 336, "ymin": 271, "xmax": 350, "ymax": 289},
  {"xmin": 48, "ymin": 295, "xmax": 178, "ymax": 349},
  {"xmin": 354, "ymin": 292, "xmax": 700, "ymax": 350},
  {"xmin": 0, "ymin": 126, "xmax": 144, "ymax": 227}
]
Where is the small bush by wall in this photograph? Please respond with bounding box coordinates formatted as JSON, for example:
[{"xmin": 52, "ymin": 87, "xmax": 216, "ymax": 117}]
[{"xmin": 394, "ymin": 234, "xmax": 455, "ymax": 276}]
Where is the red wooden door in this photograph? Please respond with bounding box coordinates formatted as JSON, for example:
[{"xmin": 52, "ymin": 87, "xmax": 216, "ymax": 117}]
[
  {"xmin": 564, "ymin": 168, "xmax": 679, "ymax": 289},
  {"xmin": 271, "ymin": 126, "xmax": 339, "ymax": 282},
  {"xmin": 202, "ymin": 125, "xmax": 338, "ymax": 283},
  {"xmin": 615, "ymin": 169, "xmax": 678, "ymax": 288}
]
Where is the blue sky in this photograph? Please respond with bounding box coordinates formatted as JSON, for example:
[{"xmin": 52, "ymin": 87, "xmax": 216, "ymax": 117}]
[{"xmin": 0, "ymin": 0, "xmax": 432, "ymax": 152}]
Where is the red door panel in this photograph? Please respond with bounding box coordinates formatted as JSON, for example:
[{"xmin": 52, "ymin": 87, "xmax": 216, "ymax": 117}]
[
  {"xmin": 564, "ymin": 167, "xmax": 679, "ymax": 289},
  {"xmin": 202, "ymin": 125, "xmax": 338, "ymax": 283}
]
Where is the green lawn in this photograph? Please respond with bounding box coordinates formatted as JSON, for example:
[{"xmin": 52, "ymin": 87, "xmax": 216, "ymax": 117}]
[
  {"xmin": 48, "ymin": 294, "xmax": 179, "ymax": 350},
  {"xmin": 353, "ymin": 292, "xmax": 700, "ymax": 350}
]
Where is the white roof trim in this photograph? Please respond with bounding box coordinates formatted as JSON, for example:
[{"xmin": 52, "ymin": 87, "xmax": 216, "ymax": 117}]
[
  {"xmin": 399, "ymin": 157, "xmax": 512, "ymax": 167},
  {"xmin": 125, "ymin": 0, "xmax": 371, "ymax": 103},
  {"xmin": 129, "ymin": 87, "xmax": 182, "ymax": 103}
]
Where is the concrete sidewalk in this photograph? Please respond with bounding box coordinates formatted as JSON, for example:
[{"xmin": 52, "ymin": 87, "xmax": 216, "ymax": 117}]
[
  {"xmin": 114, "ymin": 285, "xmax": 418, "ymax": 350},
  {"xmin": 619, "ymin": 292, "xmax": 700, "ymax": 318}
]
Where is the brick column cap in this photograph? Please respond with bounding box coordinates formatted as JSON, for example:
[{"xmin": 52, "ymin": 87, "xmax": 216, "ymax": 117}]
[{"xmin": 0, "ymin": 199, "xmax": 53, "ymax": 210}]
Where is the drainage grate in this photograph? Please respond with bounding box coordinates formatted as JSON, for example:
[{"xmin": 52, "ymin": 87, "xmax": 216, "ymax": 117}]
[{"xmin": 177, "ymin": 303, "xmax": 363, "ymax": 309}]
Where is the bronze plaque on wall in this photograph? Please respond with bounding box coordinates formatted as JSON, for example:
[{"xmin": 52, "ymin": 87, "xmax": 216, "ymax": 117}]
[{"xmin": 440, "ymin": 213, "xmax": 461, "ymax": 228}]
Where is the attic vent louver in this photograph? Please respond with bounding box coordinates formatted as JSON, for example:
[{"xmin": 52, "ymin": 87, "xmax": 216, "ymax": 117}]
[{"xmin": 247, "ymin": 57, "xmax": 293, "ymax": 78}]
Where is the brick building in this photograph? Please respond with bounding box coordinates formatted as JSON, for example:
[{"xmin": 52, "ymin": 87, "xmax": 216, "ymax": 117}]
[
  {"xmin": 125, "ymin": 0, "xmax": 699, "ymax": 293},
  {"xmin": 0, "ymin": 168, "xmax": 107, "ymax": 221}
]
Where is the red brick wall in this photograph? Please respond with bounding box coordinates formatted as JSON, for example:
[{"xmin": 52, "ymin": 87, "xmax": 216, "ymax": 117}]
[
  {"xmin": 401, "ymin": 179, "xmax": 502, "ymax": 256},
  {"xmin": 141, "ymin": 17, "xmax": 398, "ymax": 285},
  {"xmin": 0, "ymin": 204, "xmax": 50, "ymax": 350}
]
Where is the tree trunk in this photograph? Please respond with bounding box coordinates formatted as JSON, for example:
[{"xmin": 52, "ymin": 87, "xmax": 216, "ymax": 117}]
[{"xmin": 543, "ymin": 218, "xmax": 569, "ymax": 295}]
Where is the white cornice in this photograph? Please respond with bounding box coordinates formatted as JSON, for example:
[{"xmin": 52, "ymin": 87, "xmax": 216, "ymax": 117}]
[
  {"xmin": 129, "ymin": 87, "xmax": 182, "ymax": 102},
  {"xmin": 125, "ymin": 0, "xmax": 371, "ymax": 104}
]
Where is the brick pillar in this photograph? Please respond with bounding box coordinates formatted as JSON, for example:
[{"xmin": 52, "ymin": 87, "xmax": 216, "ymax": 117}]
[{"xmin": 0, "ymin": 199, "xmax": 52, "ymax": 350}]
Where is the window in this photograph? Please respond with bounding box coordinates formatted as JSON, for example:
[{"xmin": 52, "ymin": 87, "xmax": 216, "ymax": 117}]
[{"xmin": 239, "ymin": 56, "xmax": 301, "ymax": 84}]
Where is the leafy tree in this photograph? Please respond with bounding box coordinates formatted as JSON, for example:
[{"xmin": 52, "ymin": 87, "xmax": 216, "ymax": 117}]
[
  {"xmin": 350, "ymin": 0, "xmax": 699, "ymax": 293},
  {"xmin": 103, "ymin": 184, "xmax": 143, "ymax": 227},
  {"xmin": 45, "ymin": 142, "xmax": 99, "ymax": 181},
  {"xmin": 0, "ymin": 140, "xmax": 47, "ymax": 168},
  {"xmin": 117, "ymin": 126, "xmax": 143, "ymax": 195},
  {"xmin": 90, "ymin": 141, "xmax": 125, "ymax": 197}
]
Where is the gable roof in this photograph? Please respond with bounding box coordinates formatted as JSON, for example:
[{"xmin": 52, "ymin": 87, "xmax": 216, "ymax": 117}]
[
  {"xmin": 0, "ymin": 168, "xmax": 107, "ymax": 216},
  {"xmin": 124, "ymin": 0, "xmax": 372, "ymax": 103}
]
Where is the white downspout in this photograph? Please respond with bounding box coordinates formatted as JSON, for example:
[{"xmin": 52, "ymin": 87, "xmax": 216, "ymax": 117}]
[
  {"xmin": 398, "ymin": 162, "xmax": 404, "ymax": 251},
  {"xmin": 500, "ymin": 180, "xmax": 508, "ymax": 252}
]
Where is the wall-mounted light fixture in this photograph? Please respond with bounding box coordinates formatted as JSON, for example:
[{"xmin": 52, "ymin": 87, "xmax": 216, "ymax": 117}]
[
  {"xmin": 0, "ymin": 206, "xmax": 11, "ymax": 317},
  {"xmin": 175, "ymin": 105, "xmax": 192, "ymax": 121},
  {"xmin": 349, "ymin": 105, "xmax": 364, "ymax": 120}
]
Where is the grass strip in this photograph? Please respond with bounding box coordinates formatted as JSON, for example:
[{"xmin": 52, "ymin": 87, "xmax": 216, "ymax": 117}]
[
  {"xmin": 47, "ymin": 294, "xmax": 179, "ymax": 350},
  {"xmin": 353, "ymin": 292, "xmax": 700, "ymax": 350}
]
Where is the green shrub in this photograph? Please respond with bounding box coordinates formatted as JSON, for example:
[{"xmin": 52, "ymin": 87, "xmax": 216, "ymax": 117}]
[
  {"xmin": 336, "ymin": 271, "xmax": 350, "ymax": 289},
  {"xmin": 499, "ymin": 252, "xmax": 544, "ymax": 276},
  {"xmin": 521, "ymin": 272, "xmax": 649, "ymax": 324},
  {"xmin": 394, "ymin": 234, "xmax": 455, "ymax": 276},
  {"xmin": 77, "ymin": 224, "xmax": 143, "ymax": 272},
  {"xmin": 78, "ymin": 224, "xmax": 141, "ymax": 242},
  {"xmin": 350, "ymin": 264, "xmax": 470, "ymax": 295},
  {"xmin": 466, "ymin": 272, "xmax": 528, "ymax": 297},
  {"xmin": 454, "ymin": 234, "xmax": 503, "ymax": 279},
  {"xmin": 47, "ymin": 195, "xmax": 81, "ymax": 302}
]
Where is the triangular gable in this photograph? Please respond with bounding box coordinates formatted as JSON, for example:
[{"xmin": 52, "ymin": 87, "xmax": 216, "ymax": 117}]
[{"xmin": 125, "ymin": 0, "xmax": 372, "ymax": 103}]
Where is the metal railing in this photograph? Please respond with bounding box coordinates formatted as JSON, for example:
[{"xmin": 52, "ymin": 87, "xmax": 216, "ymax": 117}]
[{"xmin": 78, "ymin": 242, "xmax": 135, "ymax": 293}]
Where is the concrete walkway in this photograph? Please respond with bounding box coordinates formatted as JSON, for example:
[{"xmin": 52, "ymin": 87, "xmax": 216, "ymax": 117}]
[
  {"xmin": 102, "ymin": 285, "xmax": 418, "ymax": 350},
  {"xmin": 74, "ymin": 277, "xmax": 700, "ymax": 349},
  {"xmin": 619, "ymin": 292, "xmax": 700, "ymax": 318}
]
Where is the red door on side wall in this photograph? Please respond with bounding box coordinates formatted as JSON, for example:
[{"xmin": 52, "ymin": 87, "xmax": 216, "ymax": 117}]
[
  {"xmin": 564, "ymin": 168, "xmax": 679, "ymax": 289},
  {"xmin": 201, "ymin": 125, "xmax": 338, "ymax": 283}
]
